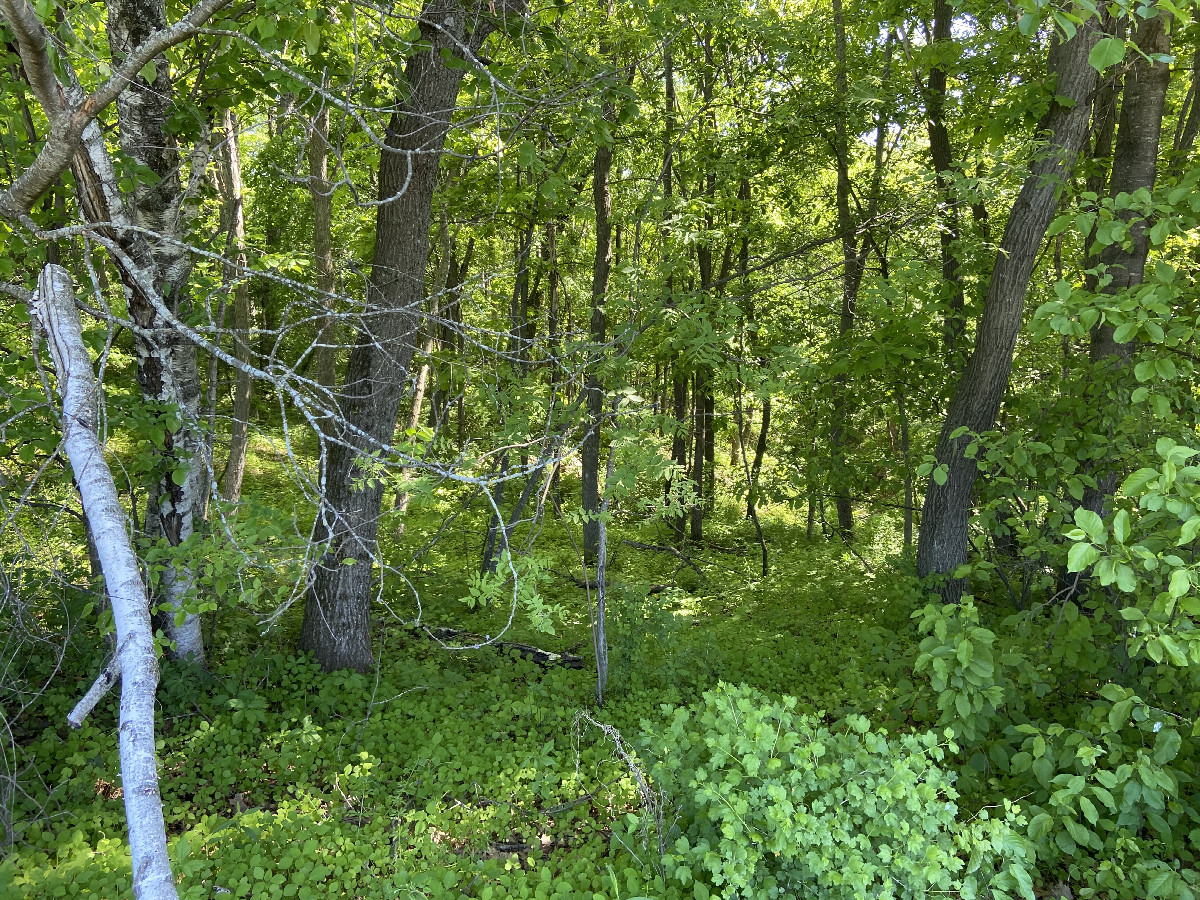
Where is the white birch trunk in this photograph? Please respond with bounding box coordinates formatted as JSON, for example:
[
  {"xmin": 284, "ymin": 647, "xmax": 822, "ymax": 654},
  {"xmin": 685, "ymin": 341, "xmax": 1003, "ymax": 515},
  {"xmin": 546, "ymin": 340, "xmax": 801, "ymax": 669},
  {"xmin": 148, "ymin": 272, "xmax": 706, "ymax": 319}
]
[{"xmin": 35, "ymin": 264, "xmax": 179, "ymax": 900}]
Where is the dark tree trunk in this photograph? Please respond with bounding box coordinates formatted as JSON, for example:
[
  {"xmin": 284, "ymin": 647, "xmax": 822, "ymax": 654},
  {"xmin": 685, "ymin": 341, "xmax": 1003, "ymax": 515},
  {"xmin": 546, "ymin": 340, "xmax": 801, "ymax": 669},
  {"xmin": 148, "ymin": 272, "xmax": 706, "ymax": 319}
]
[
  {"xmin": 669, "ymin": 357, "xmax": 688, "ymax": 542},
  {"xmin": 1171, "ymin": 46, "xmax": 1200, "ymax": 172},
  {"xmin": 301, "ymin": 0, "xmax": 523, "ymax": 671},
  {"xmin": 926, "ymin": 0, "xmax": 967, "ymax": 368},
  {"xmin": 747, "ymin": 397, "xmax": 770, "ymax": 519},
  {"xmin": 1082, "ymin": 11, "xmax": 1171, "ymax": 516},
  {"xmin": 582, "ymin": 120, "xmax": 613, "ymax": 562},
  {"xmin": 916, "ymin": 17, "xmax": 1100, "ymax": 600},
  {"xmin": 827, "ymin": 0, "xmax": 888, "ymax": 540},
  {"xmin": 309, "ymin": 101, "xmax": 338, "ymax": 390},
  {"xmin": 689, "ymin": 369, "xmax": 707, "ymax": 542}
]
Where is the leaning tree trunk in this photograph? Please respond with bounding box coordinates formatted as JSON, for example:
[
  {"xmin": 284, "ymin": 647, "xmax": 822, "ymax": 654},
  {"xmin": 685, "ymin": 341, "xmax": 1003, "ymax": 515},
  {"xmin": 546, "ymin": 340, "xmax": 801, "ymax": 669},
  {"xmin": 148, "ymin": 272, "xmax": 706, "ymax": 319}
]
[
  {"xmin": 217, "ymin": 109, "xmax": 254, "ymax": 504},
  {"xmin": 35, "ymin": 265, "xmax": 178, "ymax": 900},
  {"xmin": 916, "ymin": 15, "xmax": 1100, "ymax": 600},
  {"xmin": 301, "ymin": 0, "xmax": 525, "ymax": 672}
]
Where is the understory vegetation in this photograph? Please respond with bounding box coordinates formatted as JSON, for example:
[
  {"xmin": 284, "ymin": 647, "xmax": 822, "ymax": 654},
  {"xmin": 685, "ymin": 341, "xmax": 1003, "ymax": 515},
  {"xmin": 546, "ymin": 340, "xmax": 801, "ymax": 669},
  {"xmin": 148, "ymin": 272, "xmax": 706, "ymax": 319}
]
[
  {"xmin": 3, "ymin": 0, "xmax": 1200, "ymax": 896},
  {"xmin": 3, "ymin": 456, "xmax": 1200, "ymax": 899}
]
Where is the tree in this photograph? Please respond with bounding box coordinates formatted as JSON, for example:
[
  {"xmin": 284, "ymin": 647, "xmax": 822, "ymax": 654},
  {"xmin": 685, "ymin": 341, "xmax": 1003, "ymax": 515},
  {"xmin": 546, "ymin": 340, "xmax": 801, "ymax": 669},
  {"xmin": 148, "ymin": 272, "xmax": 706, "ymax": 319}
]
[
  {"xmin": 299, "ymin": 0, "xmax": 528, "ymax": 672},
  {"xmin": 916, "ymin": 10, "xmax": 1100, "ymax": 600}
]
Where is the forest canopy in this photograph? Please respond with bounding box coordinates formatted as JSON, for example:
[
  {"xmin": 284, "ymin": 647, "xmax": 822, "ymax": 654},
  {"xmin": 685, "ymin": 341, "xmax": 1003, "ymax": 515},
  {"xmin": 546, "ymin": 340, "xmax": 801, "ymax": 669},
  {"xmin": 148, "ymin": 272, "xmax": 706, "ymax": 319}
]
[{"xmin": 1, "ymin": 0, "xmax": 1200, "ymax": 897}]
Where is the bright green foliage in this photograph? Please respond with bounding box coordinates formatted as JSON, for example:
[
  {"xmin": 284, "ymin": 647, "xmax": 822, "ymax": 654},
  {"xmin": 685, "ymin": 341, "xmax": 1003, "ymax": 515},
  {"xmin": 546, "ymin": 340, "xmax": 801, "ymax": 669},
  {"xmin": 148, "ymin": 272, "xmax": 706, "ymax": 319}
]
[
  {"xmin": 913, "ymin": 599, "xmax": 1014, "ymax": 743},
  {"xmin": 641, "ymin": 682, "xmax": 1035, "ymax": 900}
]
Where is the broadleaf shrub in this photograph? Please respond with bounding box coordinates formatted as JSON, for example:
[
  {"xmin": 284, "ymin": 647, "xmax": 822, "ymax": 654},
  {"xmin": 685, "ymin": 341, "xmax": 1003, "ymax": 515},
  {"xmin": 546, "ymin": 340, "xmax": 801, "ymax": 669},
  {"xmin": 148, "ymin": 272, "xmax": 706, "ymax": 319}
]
[{"xmin": 641, "ymin": 682, "xmax": 1035, "ymax": 900}]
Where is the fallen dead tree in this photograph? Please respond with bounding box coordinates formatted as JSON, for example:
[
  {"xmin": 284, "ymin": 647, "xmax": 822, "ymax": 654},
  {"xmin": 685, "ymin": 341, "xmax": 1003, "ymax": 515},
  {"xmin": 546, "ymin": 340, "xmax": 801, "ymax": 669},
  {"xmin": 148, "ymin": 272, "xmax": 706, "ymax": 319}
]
[
  {"xmin": 423, "ymin": 626, "xmax": 585, "ymax": 669},
  {"xmin": 35, "ymin": 265, "xmax": 179, "ymax": 899}
]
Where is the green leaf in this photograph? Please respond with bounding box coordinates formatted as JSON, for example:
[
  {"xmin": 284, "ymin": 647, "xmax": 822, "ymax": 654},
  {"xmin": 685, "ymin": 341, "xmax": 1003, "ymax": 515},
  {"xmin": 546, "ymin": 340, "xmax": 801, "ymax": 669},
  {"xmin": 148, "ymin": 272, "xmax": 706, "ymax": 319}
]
[
  {"xmin": 1169, "ymin": 568, "xmax": 1191, "ymax": 598},
  {"xmin": 1115, "ymin": 564, "xmax": 1137, "ymax": 593},
  {"xmin": 1179, "ymin": 516, "xmax": 1200, "ymax": 545},
  {"xmin": 1074, "ymin": 508, "xmax": 1105, "ymax": 542},
  {"xmin": 1113, "ymin": 321, "xmax": 1139, "ymax": 343},
  {"xmin": 1121, "ymin": 468, "xmax": 1159, "ymax": 496},
  {"xmin": 1079, "ymin": 795, "xmax": 1098, "ymax": 824},
  {"xmin": 1108, "ymin": 698, "xmax": 1133, "ymax": 731},
  {"xmin": 1153, "ymin": 728, "xmax": 1181, "ymax": 764},
  {"xmin": 1028, "ymin": 812, "xmax": 1053, "ymax": 841},
  {"xmin": 305, "ymin": 21, "xmax": 321, "ymax": 55},
  {"xmin": 1067, "ymin": 542, "xmax": 1100, "ymax": 573},
  {"xmin": 1113, "ymin": 509, "xmax": 1130, "ymax": 543},
  {"xmin": 1088, "ymin": 37, "xmax": 1126, "ymax": 73}
]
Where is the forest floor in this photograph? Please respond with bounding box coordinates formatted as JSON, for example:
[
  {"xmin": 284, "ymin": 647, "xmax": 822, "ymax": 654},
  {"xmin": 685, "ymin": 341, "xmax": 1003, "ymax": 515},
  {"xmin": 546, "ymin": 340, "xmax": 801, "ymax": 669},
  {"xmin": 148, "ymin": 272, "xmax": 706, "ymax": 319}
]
[{"xmin": 1, "ymin": 437, "xmax": 926, "ymax": 900}]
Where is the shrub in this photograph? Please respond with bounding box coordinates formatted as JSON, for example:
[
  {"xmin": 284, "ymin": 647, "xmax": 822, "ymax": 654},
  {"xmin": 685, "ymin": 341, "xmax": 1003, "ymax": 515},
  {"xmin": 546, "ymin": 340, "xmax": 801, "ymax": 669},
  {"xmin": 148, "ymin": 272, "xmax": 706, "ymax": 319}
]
[{"xmin": 641, "ymin": 682, "xmax": 1034, "ymax": 900}]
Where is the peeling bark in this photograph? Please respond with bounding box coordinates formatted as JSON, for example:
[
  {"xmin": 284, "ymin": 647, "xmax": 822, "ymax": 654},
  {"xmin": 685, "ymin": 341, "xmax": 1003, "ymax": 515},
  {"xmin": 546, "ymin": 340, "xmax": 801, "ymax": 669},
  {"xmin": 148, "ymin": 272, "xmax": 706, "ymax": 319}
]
[{"xmin": 104, "ymin": 0, "xmax": 207, "ymax": 661}]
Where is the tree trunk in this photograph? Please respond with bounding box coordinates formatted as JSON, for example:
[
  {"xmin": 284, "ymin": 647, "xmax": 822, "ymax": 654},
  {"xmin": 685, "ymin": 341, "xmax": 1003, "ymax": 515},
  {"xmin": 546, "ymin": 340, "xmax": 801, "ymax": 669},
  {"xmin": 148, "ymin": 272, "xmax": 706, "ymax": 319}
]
[
  {"xmin": 309, "ymin": 100, "xmax": 338, "ymax": 390},
  {"xmin": 926, "ymin": 0, "xmax": 967, "ymax": 366},
  {"xmin": 593, "ymin": 443, "xmax": 616, "ymax": 705},
  {"xmin": 480, "ymin": 453, "xmax": 510, "ymax": 576},
  {"xmin": 827, "ymin": 0, "xmax": 880, "ymax": 539},
  {"xmin": 669, "ymin": 357, "xmax": 688, "ymax": 542},
  {"xmin": 582, "ymin": 118, "xmax": 613, "ymax": 562},
  {"xmin": 301, "ymin": 0, "xmax": 524, "ymax": 672},
  {"xmin": 35, "ymin": 265, "xmax": 179, "ymax": 900},
  {"xmin": 916, "ymin": 16, "xmax": 1100, "ymax": 599},
  {"xmin": 99, "ymin": 0, "xmax": 209, "ymax": 662},
  {"xmin": 1082, "ymin": 11, "xmax": 1171, "ymax": 515},
  {"xmin": 217, "ymin": 109, "xmax": 254, "ymax": 504},
  {"xmin": 689, "ymin": 369, "xmax": 707, "ymax": 542}
]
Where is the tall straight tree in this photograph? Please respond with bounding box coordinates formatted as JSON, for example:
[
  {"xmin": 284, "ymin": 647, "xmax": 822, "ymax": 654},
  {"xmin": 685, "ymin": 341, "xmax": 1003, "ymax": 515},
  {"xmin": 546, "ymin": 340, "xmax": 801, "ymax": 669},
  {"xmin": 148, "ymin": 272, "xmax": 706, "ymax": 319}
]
[
  {"xmin": 300, "ymin": 0, "xmax": 525, "ymax": 671},
  {"xmin": 217, "ymin": 109, "xmax": 254, "ymax": 504},
  {"xmin": 1082, "ymin": 10, "xmax": 1171, "ymax": 517},
  {"xmin": 916, "ymin": 12, "xmax": 1100, "ymax": 600},
  {"xmin": 582, "ymin": 30, "xmax": 616, "ymax": 563}
]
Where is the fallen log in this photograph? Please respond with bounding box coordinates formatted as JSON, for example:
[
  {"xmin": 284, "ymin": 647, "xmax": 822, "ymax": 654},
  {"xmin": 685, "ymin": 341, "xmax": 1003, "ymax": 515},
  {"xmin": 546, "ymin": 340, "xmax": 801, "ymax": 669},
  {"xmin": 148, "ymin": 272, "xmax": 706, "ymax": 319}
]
[{"xmin": 424, "ymin": 626, "xmax": 585, "ymax": 669}]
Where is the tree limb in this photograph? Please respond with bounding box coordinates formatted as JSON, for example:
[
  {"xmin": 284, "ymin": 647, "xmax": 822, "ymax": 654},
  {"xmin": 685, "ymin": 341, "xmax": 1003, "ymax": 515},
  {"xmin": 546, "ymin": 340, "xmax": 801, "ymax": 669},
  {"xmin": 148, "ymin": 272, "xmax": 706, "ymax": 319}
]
[{"xmin": 0, "ymin": 0, "xmax": 234, "ymax": 219}]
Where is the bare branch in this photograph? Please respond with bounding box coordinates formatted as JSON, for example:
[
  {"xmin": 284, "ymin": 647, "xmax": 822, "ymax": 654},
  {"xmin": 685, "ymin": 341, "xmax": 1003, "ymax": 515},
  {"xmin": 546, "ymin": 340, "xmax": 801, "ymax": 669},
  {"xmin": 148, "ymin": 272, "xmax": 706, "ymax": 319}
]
[{"xmin": 0, "ymin": 0, "xmax": 234, "ymax": 219}]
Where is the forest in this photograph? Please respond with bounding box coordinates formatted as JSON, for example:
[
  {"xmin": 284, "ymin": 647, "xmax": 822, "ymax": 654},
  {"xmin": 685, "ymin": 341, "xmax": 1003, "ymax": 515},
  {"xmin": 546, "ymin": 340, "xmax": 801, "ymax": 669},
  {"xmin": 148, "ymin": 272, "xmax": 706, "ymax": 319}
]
[{"xmin": 1, "ymin": 0, "xmax": 1199, "ymax": 896}]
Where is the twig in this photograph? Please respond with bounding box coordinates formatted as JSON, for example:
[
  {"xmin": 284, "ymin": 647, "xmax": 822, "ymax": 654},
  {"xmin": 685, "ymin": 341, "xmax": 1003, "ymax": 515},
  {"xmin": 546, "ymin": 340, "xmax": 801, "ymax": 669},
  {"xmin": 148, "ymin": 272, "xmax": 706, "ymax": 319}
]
[{"xmin": 621, "ymin": 540, "xmax": 706, "ymax": 581}]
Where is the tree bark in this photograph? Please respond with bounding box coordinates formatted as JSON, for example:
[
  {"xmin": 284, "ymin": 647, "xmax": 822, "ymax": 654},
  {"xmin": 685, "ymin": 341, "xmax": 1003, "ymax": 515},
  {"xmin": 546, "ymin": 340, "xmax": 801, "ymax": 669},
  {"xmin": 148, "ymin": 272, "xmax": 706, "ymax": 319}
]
[
  {"xmin": 925, "ymin": 0, "xmax": 968, "ymax": 369},
  {"xmin": 1082, "ymin": 11, "xmax": 1171, "ymax": 516},
  {"xmin": 582, "ymin": 116, "xmax": 613, "ymax": 562},
  {"xmin": 689, "ymin": 369, "xmax": 707, "ymax": 542},
  {"xmin": 916, "ymin": 16, "xmax": 1100, "ymax": 599},
  {"xmin": 669, "ymin": 357, "xmax": 688, "ymax": 542},
  {"xmin": 309, "ymin": 100, "xmax": 338, "ymax": 390},
  {"xmin": 217, "ymin": 109, "xmax": 254, "ymax": 504},
  {"xmin": 301, "ymin": 0, "xmax": 524, "ymax": 671},
  {"xmin": 94, "ymin": 0, "xmax": 210, "ymax": 662},
  {"xmin": 35, "ymin": 265, "xmax": 178, "ymax": 900}
]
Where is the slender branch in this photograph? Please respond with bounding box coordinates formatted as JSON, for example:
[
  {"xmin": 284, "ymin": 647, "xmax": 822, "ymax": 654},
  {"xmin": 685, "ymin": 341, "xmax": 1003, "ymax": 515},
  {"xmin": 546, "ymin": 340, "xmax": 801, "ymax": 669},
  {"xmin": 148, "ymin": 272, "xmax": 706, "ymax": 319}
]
[{"xmin": 0, "ymin": 0, "xmax": 234, "ymax": 218}]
